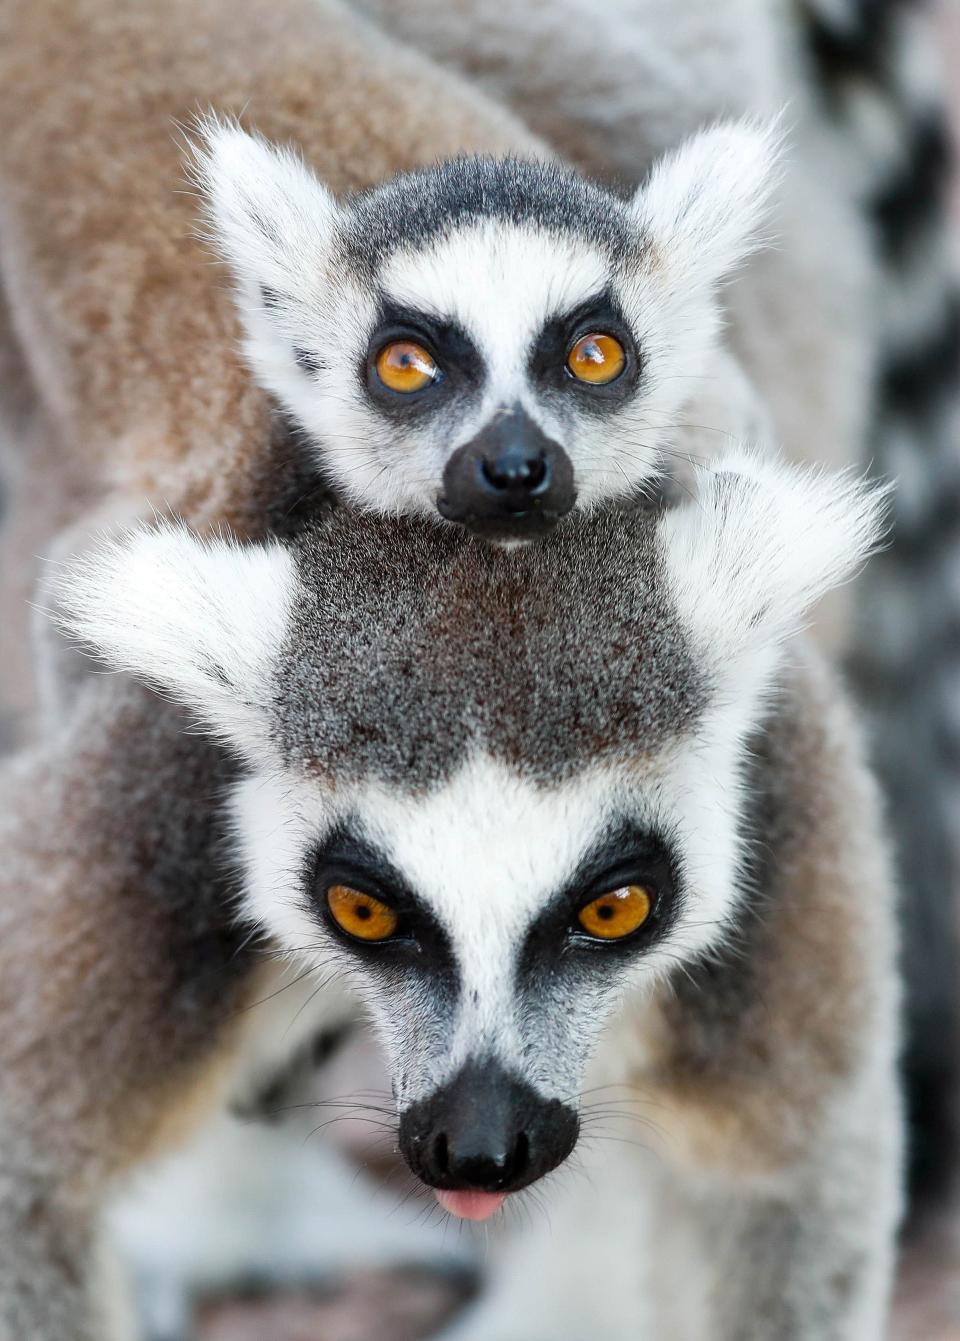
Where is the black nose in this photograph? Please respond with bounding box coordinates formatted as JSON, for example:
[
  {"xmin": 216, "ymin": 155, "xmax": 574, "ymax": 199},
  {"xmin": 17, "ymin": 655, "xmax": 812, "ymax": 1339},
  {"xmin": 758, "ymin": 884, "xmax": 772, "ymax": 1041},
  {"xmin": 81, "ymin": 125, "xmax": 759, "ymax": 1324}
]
[
  {"xmin": 399, "ymin": 1059, "xmax": 580, "ymax": 1195},
  {"xmin": 481, "ymin": 446, "xmax": 548, "ymax": 494},
  {"xmin": 437, "ymin": 407, "xmax": 576, "ymax": 539}
]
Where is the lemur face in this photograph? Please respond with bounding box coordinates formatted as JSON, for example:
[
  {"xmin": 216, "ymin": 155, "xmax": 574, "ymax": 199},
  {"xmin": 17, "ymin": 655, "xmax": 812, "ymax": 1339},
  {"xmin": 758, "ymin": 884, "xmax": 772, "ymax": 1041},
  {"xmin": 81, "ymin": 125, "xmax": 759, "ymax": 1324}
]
[
  {"xmin": 233, "ymin": 758, "xmax": 696, "ymax": 1208},
  {"xmin": 60, "ymin": 455, "xmax": 881, "ymax": 1214},
  {"xmin": 196, "ymin": 121, "xmax": 778, "ymax": 538}
]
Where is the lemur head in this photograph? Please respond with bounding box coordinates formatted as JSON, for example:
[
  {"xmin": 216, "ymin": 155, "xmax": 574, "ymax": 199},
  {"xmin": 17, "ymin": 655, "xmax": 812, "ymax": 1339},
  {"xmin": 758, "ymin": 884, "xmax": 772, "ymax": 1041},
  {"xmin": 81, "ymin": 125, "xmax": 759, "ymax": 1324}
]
[
  {"xmin": 60, "ymin": 455, "xmax": 880, "ymax": 1217},
  {"xmin": 195, "ymin": 120, "xmax": 778, "ymax": 539}
]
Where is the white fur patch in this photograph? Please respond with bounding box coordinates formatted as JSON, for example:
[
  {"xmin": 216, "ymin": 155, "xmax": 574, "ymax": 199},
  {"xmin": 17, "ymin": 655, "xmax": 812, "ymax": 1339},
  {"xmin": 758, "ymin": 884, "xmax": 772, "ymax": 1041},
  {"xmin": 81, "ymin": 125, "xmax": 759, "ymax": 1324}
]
[
  {"xmin": 381, "ymin": 220, "xmax": 608, "ymax": 384},
  {"xmin": 191, "ymin": 118, "xmax": 340, "ymax": 297},
  {"xmin": 632, "ymin": 119, "xmax": 781, "ymax": 292},
  {"xmin": 231, "ymin": 750, "xmax": 756, "ymax": 1106},
  {"xmin": 56, "ymin": 525, "xmax": 296, "ymax": 754},
  {"xmin": 660, "ymin": 451, "xmax": 888, "ymax": 668},
  {"xmin": 232, "ymin": 769, "xmax": 331, "ymax": 953}
]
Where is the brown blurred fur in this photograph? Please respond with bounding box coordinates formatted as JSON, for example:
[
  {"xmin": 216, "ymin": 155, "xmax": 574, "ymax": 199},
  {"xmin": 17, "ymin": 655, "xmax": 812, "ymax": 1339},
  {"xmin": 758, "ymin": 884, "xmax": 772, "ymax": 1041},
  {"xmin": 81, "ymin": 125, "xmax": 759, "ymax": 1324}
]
[{"xmin": 644, "ymin": 652, "xmax": 897, "ymax": 1178}]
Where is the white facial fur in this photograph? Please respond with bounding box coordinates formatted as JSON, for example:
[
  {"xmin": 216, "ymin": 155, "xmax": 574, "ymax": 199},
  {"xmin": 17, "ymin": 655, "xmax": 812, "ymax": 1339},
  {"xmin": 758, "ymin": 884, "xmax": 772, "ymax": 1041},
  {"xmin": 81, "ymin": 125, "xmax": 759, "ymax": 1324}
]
[
  {"xmin": 57, "ymin": 454, "xmax": 884, "ymax": 1111},
  {"xmin": 231, "ymin": 760, "xmax": 629, "ymax": 1106},
  {"xmin": 194, "ymin": 118, "xmax": 780, "ymax": 517},
  {"xmin": 229, "ymin": 711, "xmax": 765, "ymax": 1110}
]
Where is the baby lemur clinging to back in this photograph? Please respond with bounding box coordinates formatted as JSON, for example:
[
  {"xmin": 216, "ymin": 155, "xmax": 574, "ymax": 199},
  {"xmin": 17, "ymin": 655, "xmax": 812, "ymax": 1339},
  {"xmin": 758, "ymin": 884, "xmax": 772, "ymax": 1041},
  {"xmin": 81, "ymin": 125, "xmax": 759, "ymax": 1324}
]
[{"xmin": 196, "ymin": 117, "xmax": 776, "ymax": 537}]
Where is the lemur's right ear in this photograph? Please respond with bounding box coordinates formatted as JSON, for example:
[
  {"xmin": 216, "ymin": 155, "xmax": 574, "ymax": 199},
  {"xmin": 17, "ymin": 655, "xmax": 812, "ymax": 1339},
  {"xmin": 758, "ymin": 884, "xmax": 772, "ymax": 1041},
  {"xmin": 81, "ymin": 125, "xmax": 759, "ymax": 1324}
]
[
  {"xmin": 660, "ymin": 451, "xmax": 888, "ymax": 674},
  {"xmin": 56, "ymin": 525, "xmax": 295, "ymax": 756},
  {"xmin": 631, "ymin": 120, "xmax": 781, "ymax": 291},
  {"xmin": 192, "ymin": 118, "xmax": 340, "ymax": 301}
]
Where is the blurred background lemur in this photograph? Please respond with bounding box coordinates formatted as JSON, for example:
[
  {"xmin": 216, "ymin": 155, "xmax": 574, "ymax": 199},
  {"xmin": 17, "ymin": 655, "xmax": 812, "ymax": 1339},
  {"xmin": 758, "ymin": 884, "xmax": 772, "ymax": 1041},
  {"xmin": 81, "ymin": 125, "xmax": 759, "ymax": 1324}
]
[{"xmin": 0, "ymin": 0, "xmax": 956, "ymax": 1338}]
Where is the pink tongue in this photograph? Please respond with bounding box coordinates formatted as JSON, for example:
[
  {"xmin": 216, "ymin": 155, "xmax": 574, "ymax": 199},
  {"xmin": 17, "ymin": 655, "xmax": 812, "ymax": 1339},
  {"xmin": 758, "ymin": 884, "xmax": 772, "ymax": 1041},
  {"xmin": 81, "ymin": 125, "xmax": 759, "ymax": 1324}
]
[{"xmin": 434, "ymin": 1189, "xmax": 508, "ymax": 1221}]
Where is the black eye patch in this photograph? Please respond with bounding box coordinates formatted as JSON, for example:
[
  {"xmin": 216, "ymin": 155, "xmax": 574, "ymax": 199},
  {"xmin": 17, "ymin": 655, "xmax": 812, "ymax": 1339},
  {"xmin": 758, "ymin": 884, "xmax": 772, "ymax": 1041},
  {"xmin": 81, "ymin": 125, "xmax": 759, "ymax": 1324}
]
[
  {"xmin": 517, "ymin": 820, "xmax": 681, "ymax": 983},
  {"xmin": 363, "ymin": 297, "xmax": 486, "ymax": 420},
  {"xmin": 305, "ymin": 822, "xmax": 458, "ymax": 990},
  {"xmin": 529, "ymin": 290, "xmax": 642, "ymax": 409}
]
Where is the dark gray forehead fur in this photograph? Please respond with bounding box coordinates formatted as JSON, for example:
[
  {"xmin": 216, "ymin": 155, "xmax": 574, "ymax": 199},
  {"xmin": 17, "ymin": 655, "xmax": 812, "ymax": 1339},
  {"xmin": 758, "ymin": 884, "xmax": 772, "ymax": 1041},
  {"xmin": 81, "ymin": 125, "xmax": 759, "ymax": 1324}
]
[
  {"xmin": 271, "ymin": 504, "xmax": 708, "ymax": 791},
  {"xmin": 336, "ymin": 155, "xmax": 636, "ymax": 280}
]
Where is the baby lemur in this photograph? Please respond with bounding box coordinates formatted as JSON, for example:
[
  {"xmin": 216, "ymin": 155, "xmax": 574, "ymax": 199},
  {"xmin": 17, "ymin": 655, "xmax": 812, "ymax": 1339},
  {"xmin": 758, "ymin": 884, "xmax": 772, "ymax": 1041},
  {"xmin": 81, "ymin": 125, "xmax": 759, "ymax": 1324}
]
[
  {"xmin": 196, "ymin": 117, "xmax": 776, "ymax": 537},
  {"xmin": 60, "ymin": 450, "xmax": 899, "ymax": 1339}
]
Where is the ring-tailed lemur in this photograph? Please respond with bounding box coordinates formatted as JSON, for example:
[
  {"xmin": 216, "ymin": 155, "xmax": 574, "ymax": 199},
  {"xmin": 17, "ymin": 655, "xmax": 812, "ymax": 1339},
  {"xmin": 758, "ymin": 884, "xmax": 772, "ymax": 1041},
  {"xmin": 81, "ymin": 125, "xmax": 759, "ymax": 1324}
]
[
  {"xmin": 58, "ymin": 451, "xmax": 899, "ymax": 1339},
  {"xmin": 195, "ymin": 117, "xmax": 777, "ymax": 538}
]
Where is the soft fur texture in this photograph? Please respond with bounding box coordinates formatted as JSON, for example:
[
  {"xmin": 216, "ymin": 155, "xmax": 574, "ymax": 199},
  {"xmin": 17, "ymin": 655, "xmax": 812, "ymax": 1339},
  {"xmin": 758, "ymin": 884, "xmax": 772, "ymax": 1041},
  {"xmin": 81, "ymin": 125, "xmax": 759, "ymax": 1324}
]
[
  {"xmin": 59, "ymin": 458, "xmax": 899, "ymax": 1341},
  {"xmin": 0, "ymin": 0, "xmax": 925, "ymax": 1338},
  {"xmin": 59, "ymin": 526, "xmax": 297, "ymax": 750},
  {"xmin": 193, "ymin": 118, "xmax": 779, "ymax": 517},
  {"xmin": 0, "ymin": 1, "xmax": 541, "ymax": 1335}
]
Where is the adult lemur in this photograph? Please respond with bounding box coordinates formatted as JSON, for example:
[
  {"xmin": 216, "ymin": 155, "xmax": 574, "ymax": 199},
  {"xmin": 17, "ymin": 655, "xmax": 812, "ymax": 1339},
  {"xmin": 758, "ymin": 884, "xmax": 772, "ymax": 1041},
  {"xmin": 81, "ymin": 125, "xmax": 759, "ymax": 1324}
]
[
  {"xmin": 60, "ymin": 454, "xmax": 897, "ymax": 1341},
  {"xmin": 0, "ymin": 1, "xmax": 941, "ymax": 1339}
]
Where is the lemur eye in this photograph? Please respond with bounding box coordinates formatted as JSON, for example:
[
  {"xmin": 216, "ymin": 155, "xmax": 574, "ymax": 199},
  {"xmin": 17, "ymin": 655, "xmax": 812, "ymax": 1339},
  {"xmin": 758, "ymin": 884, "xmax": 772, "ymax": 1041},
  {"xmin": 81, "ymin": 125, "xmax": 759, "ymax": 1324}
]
[
  {"xmin": 375, "ymin": 340, "xmax": 439, "ymax": 394},
  {"xmin": 327, "ymin": 884, "xmax": 399, "ymax": 942},
  {"xmin": 567, "ymin": 332, "xmax": 626, "ymax": 385},
  {"xmin": 577, "ymin": 885, "xmax": 652, "ymax": 940}
]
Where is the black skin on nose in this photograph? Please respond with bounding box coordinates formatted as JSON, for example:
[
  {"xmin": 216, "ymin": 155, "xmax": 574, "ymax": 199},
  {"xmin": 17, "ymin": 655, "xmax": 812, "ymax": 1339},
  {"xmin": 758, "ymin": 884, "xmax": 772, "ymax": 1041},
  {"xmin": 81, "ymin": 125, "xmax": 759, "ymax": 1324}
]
[
  {"xmin": 481, "ymin": 449, "xmax": 548, "ymax": 492},
  {"xmin": 399, "ymin": 1059, "xmax": 580, "ymax": 1195},
  {"xmin": 437, "ymin": 406, "xmax": 576, "ymax": 540}
]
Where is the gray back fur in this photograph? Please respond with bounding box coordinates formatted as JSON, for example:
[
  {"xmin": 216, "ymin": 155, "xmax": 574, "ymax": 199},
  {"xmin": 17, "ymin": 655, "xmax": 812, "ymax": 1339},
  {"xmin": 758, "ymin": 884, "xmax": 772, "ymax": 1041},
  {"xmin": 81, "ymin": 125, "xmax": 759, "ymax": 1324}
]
[{"xmin": 274, "ymin": 503, "xmax": 706, "ymax": 789}]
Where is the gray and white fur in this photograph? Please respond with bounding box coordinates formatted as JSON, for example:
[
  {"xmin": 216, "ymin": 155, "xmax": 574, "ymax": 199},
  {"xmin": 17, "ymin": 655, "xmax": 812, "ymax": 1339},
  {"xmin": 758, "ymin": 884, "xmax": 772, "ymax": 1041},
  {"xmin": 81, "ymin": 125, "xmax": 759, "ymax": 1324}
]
[
  {"xmin": 792, "ymin": 0, "xmax": 960, "ymax": 1204},
  {"xmin": 58, "ymin": 452, "xmax": 901, "ymax": 1339},
  {"xmin": 194, "ymin": 116, "xmax": 777, "ymax": 537}
]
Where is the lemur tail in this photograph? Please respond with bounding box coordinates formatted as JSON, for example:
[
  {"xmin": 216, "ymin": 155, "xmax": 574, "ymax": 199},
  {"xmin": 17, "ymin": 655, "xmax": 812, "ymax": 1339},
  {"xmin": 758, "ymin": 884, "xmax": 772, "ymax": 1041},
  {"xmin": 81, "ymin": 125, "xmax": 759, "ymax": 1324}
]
[{"xmin": 799, "ymin": 0, "xmax": 960, "ymax": 1211}]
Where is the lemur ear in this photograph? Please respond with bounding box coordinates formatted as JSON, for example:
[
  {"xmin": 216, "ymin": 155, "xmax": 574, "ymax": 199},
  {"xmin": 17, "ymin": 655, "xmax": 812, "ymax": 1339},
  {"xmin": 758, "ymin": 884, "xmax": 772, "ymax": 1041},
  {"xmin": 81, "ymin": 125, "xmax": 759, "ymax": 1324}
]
[
  {"xmin": 57, "ymin": 525, "xmax": 296, "ymax": 754},
  {"xmin": 660, "ymin": 451, "xmax": 887, "ymax": 666},
  {"xmin": 632, "ymin": 120, "xmax": 781, "ymax": 289},
  {"xmin": 192, "ymin": 117, "xmax": 340, "ymax": 299}
]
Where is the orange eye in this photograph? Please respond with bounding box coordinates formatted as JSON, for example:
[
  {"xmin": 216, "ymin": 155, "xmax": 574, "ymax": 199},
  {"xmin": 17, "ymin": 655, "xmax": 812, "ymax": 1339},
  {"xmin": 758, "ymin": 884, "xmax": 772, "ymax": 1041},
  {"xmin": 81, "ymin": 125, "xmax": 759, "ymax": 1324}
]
[
  {"xmin": 577, "ymin": 885, "xmax": 652, "ymax": 940},
  {"xmin": 375, "ymin": 340, "xmax": 438, "ymax": 393},
  {"xmin": 327, "ymin": 884, "xmax": 399, "ymax": 942},
  {"xmin": 567, "ymin": 332, "xmax": 626, "ymax": 385}
]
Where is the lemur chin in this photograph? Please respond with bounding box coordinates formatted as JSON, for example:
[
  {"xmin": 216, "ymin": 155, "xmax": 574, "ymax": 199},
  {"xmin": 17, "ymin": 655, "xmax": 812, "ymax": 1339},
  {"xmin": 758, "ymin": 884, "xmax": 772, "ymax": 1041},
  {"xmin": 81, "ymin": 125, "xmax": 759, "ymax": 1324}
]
[{"xmin": 194, "ymin": 117, "xmax": 778, "ymax": 539}]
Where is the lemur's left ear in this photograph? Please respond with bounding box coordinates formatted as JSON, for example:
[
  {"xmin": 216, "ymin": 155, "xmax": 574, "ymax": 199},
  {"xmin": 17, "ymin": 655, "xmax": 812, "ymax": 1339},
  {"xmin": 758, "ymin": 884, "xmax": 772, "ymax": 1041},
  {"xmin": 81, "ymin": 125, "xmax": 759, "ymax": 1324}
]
[
  {"xmin": 631, "ymin": 120, "xmax": 781, "ymax": 289},
  {"xmin": 192, "ymin": 117, "xmax": 340, "ymax": 302},
  {"xmin": 57, "ymin": 525, "xmax": 295, "ymax": 755},
  {"xmin": 660, "ymin": 451, "xmax": 888, "ymax": 668}
]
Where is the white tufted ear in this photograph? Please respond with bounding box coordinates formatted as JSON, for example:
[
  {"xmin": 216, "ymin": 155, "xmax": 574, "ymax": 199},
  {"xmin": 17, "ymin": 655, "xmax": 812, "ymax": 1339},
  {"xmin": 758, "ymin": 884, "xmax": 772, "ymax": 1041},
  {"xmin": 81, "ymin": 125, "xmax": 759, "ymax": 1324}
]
[
  {"xmin": 192, "ymin": 116, "xmax": 340, "ymax": 306},
  {"xmin": 632, "ymin": 120, "xmax": 781, "ymax": 291},
  {"xmin": 660, "ymin": 450, "xmax": 887, "ymax": 668},
  {"xmin": 57, "ymin": 524, "xmax": 296, "ymax": 754}
]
